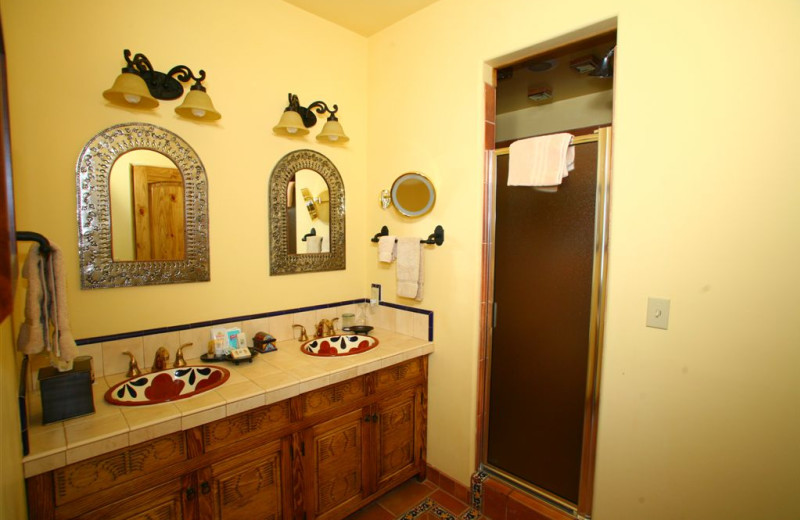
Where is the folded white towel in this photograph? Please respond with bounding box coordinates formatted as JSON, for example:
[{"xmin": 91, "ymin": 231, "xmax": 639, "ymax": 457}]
[
  {"xmin": 378, "ymin": 235, "xmax": 397, "ymax": 263},
  {"xmin": 507, "ymin": 133, "xmax": 574, "ymax": 187},
  {"xmin": 396, "ymin": 237, "xmax": 423, "ymax": 301},
  {"xmin": 306, "ymin": 235, "xmax": 323, "ymax": 253},
  {"xmin": 17, "ymin": 242, "xmax": 77, "ymax": 370}
]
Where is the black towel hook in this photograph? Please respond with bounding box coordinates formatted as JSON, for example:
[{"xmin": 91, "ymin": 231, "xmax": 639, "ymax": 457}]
[{"xmin": 301, "ymin": 228, "xmax": 317, "ymax": 242}]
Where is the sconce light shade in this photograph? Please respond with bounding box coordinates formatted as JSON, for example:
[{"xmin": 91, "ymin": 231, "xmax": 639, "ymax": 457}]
[
  {"xmin": 316, "ymin": 119, "xmax": 349, "ymax": 143},
  {"xmin": 273, "ymin": 109, "xmax": 310, "ymax": 136},
  {"xmin": 103, "ymin": 72, "xmax": 159, "ymax": 109},
  {"xmin": 175, "ymin": 88, "xmax": 221, "ymax": 121}
]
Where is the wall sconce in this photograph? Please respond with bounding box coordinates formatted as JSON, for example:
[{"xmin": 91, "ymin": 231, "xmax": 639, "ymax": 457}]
[
  {"xmin": 273, "ymin": 93, "xmax": 349, "ymax": 143},
  {"xmin": 103, "ymin": 49, "xmax": 221, "ymax": 121}
]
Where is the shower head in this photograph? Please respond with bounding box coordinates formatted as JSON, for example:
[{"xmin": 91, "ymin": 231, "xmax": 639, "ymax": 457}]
[{"xmin": 590, "ymin": 47, "xmax": 615, "ymax": 78}]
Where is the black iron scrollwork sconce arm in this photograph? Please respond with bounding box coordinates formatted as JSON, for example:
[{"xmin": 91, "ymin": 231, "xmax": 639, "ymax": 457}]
[{"xmin": 121, "ymin": 49, "xmax": 206, "ymax": 100}]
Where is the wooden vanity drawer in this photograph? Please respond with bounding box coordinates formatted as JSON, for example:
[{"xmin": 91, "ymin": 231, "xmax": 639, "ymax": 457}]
[
  {"xmin": 375, "ymin": 358, "xmax": 424, "ymax": 392},
  {"xmin": 203, "ymin": 399, "xmax": 291, "ymax": 452},
  {"xmin": 53, "ymin": 431, "xmax": 187, "ymax": 506},
  {"xmin": 301, "ymin": 376, "xmax": 366, "ymax": 419}
]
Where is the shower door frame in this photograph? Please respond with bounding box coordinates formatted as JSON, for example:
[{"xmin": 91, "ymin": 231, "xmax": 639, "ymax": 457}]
[{"xmin": 477, "ymin": 127, "xmax": 612, "ymax": 518}]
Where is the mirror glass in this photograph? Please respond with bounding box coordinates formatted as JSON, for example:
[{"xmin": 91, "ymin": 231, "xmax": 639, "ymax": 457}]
[
  {"xmin": 391, "ymin": 172, "xmax": 436, "ymax": 217},
  {"xmin": 109, "ymin": 150, "xmax": 185, "ymax": 261},
  {"xmin": 269, "ymin": 149, "xmax": 344, "ymax": 275},
  {"xmin": 77, "ymin": 122, "xmax": 210, "ymax": 288},
  {"xmin": 287, "ymin": 169, "xmax": 330, "ymax": 254}
]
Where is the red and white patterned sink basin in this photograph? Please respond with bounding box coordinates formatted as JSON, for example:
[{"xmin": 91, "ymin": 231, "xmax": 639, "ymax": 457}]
[
  {"xmin": 105, "ymin": 366, "xmax": 229, "ymax": 406},
  {"xmin": 300, "ymin": 335, "xmax": 379, "ymax": 356}
]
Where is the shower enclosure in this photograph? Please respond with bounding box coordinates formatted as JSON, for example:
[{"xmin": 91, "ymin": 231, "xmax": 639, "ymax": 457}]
[{"xmin": 480, "ymin": 127, "xmax": 611, "ymax": 518}]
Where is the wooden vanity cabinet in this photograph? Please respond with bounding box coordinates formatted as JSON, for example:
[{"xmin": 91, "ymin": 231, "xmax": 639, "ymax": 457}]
[{"xmin": 26, "ymin": 356, "xmax": 428, "ymax": 520}]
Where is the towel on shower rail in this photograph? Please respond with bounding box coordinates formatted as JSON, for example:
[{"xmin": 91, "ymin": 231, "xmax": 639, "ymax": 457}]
[
  {"xmin": 378, "ymin": 235, "xmax": 397, "ymax": 263},
  {"xmin": 507, "ymin": 133, "xmax": 575, "ymax": 187},
  {"xmin": 396, "ymin": 237, "xmax": 424, "ymax": 301},
  {"xmin": 16, "ymin": 243, "xmax": 77, "ymax": 370}
]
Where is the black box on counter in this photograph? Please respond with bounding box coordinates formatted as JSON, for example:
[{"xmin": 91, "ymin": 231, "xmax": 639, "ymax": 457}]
[{"xmin": 38, "ymin": 357, "xmax": 94, "ymax": 424}]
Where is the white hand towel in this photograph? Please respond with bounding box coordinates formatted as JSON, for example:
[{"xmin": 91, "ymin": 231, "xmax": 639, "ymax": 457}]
[
  {"xmin": 306, "ymin": 235, "xmax": 323, "ymax": 253},
  {"xmin": 378, "ymin": 235, "xmax": 397, "ymax": 263},
  {"xmin": 507, "ymin": 133, "xmax": 574, "ymax": 187},
  {"xmin": 396, "ymin": 237, "xmax": 423, "ymax": 301}
]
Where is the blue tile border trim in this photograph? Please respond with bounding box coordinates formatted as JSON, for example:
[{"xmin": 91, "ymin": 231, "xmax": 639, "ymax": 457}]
[
  {"xmin": 379, "ymin": 301, "xmax": 434, "ymax": 342},
  {"xmin": 76, "ymin": 298, "xmax": 434, "ymax": 345}
]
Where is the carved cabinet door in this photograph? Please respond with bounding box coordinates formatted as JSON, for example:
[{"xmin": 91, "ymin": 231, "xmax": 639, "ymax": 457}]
[
  {"xmin": 69, "ymin": 479, "xmax": 186, "ymax": 520},
  {"xmin": 303, "ymin": 408, "xmax": 368, "ymax": 520},
  {"xmin": 372, "ymin": 386, "xmax": 423, "ymax": 492},
  {"xmin": 202, "ymin": 439, "xmax": 286, "ymax": 520}
]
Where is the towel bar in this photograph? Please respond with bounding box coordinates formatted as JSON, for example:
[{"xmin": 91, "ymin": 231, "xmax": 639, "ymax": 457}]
[
  {"xmin": 370, "ymin": 225, "xmax": 444, "ymax": 246},
  {"xmin": 16, "ymin": 231, "xmax": 52, "ymax": 254}
]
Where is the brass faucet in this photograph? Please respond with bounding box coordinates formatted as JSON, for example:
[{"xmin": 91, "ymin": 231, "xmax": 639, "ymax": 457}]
[
  {"xmin": 152, "ymin": 347, "xmax": 169, "ymax": 372},
  {"xmin": 314, "ymin": 318, "xmax": 339, "ymax": 338},
  {"xmin": 174, "ymin": 342, "xmax": 192, "ymax": 368},
  {"xmin": 122, "ymin": 351, "xmax": 141, "ymax": 378},
  {"xmin": 292, "ymin": 324, "xmax": 309, "ymax": 341}
]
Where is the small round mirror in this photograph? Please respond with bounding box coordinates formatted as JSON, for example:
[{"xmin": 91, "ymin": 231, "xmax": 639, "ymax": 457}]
[{"xmin": 390, "ymin": 172, "xmax": 436, "ymax": 217}]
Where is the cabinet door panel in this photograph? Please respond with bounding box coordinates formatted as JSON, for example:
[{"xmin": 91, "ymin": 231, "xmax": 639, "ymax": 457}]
[
  {"xmin": 208, "ymin": 441, "xmax": 283, "ymax": 520},
  {"xmin": 375, "ymin": 387, "xmax": 421, "ymax": 490},
  {"xmin": 71, "ymin": 479, "xmax": 184, "ymax": 520},
  {"xmin": 306, "ymin": 409, "xmax": 366, "ymax": 520}
]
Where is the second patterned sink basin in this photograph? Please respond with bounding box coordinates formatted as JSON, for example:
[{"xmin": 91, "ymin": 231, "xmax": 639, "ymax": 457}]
[
  {"xmin": 105, "ymin": 366, "xmax": 230, "ymax": 406},
  {"xmin": 301, "ymin": 335, "xmax": 379, "ymax": 356}
]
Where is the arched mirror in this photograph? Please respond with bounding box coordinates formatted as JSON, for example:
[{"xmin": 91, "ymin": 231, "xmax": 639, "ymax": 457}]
[
  {"xmin": 387, "ymin": 172, "xmax": 436, "ymax": 217},
  {"xmin": 269, "ymin": 149, "xmax": 344, "ymax": 275},
  {"xmin": 77, "ymin": 122, "xmax": 210, "ymax": 288}
]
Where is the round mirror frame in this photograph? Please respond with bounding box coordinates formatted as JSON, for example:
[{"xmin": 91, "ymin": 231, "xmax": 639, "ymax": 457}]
[
  {"xmin": 390, "ymin": 172, "xmax": 436, "ymax": 217},
  {"xmin": 76, "ymin": 122, "xmax": 210, "ymax": 288},
  {"xmin": 269, "ymin": 149, "xmax": 345, "ymax": 275}
]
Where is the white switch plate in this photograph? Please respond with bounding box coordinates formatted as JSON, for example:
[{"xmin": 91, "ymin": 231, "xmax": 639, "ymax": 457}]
[
  {"xmin": 370, "ymin": 284, "xmax": 381, "ymax": 306},
  {"xmin": 646, "ymin": 297, "xmax": 670, "ymax": 329}
]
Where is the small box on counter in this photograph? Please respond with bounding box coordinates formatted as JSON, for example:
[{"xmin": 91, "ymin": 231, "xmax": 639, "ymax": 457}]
[
  {"xmin": 38, "ymin": 357, "xmax": 94, "ymax": 424},
  {"xmin": 252, "ymin": 332, "xmax": 277, "ymax": 354}
]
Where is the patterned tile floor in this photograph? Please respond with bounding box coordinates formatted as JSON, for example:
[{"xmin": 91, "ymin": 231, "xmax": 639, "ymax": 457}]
[{"xmin": 345, "ymin": 479, "xmax": 483, "ymax": 520}]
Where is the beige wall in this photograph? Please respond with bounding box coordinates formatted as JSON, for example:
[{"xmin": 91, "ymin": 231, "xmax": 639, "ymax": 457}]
[
  {"xmin": 368, "ymin": 0, "xmax": 800, "ymax": 518},
  {"xmin": 2, "ymin": 0, "xmax": 799, "ymax": 518}
]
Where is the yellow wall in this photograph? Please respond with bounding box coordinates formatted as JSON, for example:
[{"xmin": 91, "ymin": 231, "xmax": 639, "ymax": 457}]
[
  {"xmin": 367, "ymin": 0, "xmax": 800, "ymax": 518},
  {"xmin": 1, "ymin": 0, "xmax": 369, "ymax": 338},
  {"xmin": 2, "ymin": 0, "xmax": 800, "ymax": 518},
  {"xmin": 0, "ymin": 317, "xmax": 26, "ymax": 519}
]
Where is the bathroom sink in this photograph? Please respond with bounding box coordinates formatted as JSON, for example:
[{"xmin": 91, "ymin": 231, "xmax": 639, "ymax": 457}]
[
  {"xmin": 301, "ymin": 335, "xmax": 379, "ymax": 356},
  {"xmin": 105, "ymin": 366, "xmax": 230, "ymax": 406}
]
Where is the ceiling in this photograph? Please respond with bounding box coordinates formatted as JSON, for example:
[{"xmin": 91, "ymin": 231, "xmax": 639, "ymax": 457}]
[{"xmin": 280, "ymin": 0, "xmax": 442, "ymax": 36}]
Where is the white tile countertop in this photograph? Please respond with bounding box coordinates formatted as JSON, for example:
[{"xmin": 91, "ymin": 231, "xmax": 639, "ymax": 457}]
[{"xmin": 22, "ymin": 329, "xmax": 433, "ymax": 478}]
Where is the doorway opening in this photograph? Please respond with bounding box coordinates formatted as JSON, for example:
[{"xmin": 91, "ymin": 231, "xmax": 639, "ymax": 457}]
[{"xmin": 477, "ymin": 27, "xmax": 616, "ymax": 519}]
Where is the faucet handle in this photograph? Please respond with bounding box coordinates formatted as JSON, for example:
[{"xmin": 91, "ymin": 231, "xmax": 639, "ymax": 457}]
[
  {"xmin": 292, "ymin": 324, "xmax": 308, "ymax": 341},
  {"xmin": 174, "ymin": 342, "xmax": 191, "ymax": 368},
  {"xmin": 122, "ymin": 351, "xmax": 141, "ymax": 378}
]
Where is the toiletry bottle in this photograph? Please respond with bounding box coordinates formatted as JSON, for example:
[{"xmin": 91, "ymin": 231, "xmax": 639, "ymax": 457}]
[{"xmin": 214, "ymin": 332, "xmax": 226, "ymax": 358}]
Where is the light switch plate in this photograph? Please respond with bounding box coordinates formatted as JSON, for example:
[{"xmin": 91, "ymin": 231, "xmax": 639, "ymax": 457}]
[
  {"xmin": 646, "ymin": 297, "xmax": 670, "ymax": 329},
  {"xmin": 370, "ymin": 284, "xmax": 381, "ymax": 306}
]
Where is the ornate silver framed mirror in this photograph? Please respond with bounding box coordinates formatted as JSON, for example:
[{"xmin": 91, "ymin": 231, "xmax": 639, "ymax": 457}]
[
  {"xmin": 269, "ymin": 149, "xmax": 345, "ymax": 275},
  {"xmin": 76, "ymin": 122, "xmax": 210, "ymax": 288}
]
